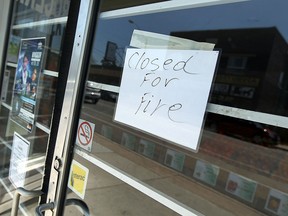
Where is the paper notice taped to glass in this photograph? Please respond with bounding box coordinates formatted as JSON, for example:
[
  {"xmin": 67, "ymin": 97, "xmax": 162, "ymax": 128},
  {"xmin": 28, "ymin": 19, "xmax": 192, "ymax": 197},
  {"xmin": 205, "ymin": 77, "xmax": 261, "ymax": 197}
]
[
  {"xmin": 114, "ymin": 30, "xmax": 218, "ymax": 151},
  {"xmin": 130, "ymin": 29, "xmax": 215, "ymax": 50}
]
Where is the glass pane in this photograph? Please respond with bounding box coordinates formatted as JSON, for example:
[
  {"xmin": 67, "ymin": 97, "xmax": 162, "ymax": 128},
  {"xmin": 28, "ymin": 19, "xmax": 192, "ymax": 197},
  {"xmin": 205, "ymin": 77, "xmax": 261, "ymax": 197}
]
[
  {"xmin": 65, "ymin": 154, "xmax": 179, "ymax": 216},
  {"xmin": 0, "ymin": 0, "xmax": 70, "ymax": 215},
  {"xmin": 67, "ymin": 0, "xmax": 288, "ymax": 215}
]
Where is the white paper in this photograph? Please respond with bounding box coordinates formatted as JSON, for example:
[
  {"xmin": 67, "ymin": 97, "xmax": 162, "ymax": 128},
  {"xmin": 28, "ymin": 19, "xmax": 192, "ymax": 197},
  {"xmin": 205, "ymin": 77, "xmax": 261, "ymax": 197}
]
[
  {"xmin": 9, "ymin": 132, "xmax": 30, "ymax": 187},
  {"xmin": 114, "ymin": 48, "xmax": 219, "ymax": 150}
]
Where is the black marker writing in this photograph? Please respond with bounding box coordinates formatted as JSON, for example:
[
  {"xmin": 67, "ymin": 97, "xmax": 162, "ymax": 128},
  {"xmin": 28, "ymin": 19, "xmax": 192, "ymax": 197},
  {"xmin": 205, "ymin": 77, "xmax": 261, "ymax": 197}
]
[
  {"xmin": 140, "ymin": 73, "xmax": 179, "ymax": 88},
  {"xmin": 128, "ymin": 51, "xmax": 197, "ymax": 74},
  {"xmin": 165, "ymin": 78, "xmax": 179, "ymax": 87},
  {"xmin": 140, "ymin": 73, "xmax": 155, "ymax": 87},
  {"xmin": 173, "ymin": 55, "xmax": 194, "ymax": 74},
  {"xmin": 135, "ymin": 93, "xmax": 151, "ymax": 114},
  {"xmin": 135, "ymin": 93, "xmax": 166, "ymax": 116},
  {"xmin": 168, "ymin": 103, "xmax": 183, "ymax": 123},
  {"xmin": 135, "ymin": 93, "xmax": 183, "ymax": 123}
]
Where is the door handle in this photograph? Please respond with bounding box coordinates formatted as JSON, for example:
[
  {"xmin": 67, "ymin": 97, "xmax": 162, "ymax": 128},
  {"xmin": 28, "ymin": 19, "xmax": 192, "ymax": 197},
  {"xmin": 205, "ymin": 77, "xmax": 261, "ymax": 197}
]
[
  {"xmin": 65, "ymin": 198, "xmax": 90, "ymax": 216},
  {"xmin": 35, "ymin": 198, "xmax": 90, "ymax": 215},
  {"xmin": 11, "ymin": 188, "xmax": 89, "ymax": 216},
  {"xmin": 35, "ymin": 202, "xmax": 55, "ymax": 215},
  {"xmin": 11, "ymin": 187, "xmax": 43, "ymax": 216}
]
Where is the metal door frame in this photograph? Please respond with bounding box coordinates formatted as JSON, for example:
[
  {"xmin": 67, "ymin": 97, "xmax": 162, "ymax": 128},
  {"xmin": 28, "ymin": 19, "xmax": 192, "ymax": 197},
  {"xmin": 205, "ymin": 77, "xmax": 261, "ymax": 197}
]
[
  {"xmin": 39, "ymin": 0, "xmax": 249, "ymax": 215},
  {"xmin": 0, "ymin": 0, "xmax": 100, "ymax": 215},
  {"xmin": 38, "ymin": 0, "xmax": 100, "ymax": 215},
  {"xmin": 34, "ymin": 0, "xmax": 278, "ymax": 215}
]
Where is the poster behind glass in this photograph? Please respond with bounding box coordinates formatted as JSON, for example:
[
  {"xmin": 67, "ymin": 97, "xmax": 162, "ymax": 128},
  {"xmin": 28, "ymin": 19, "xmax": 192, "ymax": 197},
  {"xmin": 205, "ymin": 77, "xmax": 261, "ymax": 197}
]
[{"xmin": 11, "ymin": 37, "xmax": 45, "ymax": 132}]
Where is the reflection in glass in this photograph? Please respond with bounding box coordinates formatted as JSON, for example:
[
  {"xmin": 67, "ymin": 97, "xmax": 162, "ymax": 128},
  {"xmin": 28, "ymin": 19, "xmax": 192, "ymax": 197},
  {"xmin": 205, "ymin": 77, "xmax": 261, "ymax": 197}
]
[
  {"xmin": 78, "ymin": 0, "xmax": 288, "ymax": 215},
  {"xmin": 0, "ymin": 0, "xmax": 70, "ymax": 215}
]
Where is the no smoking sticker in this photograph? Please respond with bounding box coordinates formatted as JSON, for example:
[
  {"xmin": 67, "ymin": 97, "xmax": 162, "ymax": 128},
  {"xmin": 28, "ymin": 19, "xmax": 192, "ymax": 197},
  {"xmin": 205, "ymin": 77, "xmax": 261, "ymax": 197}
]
[{"xmin": 76, "ymin": 119, "xmax": 95, "ymax": 152}]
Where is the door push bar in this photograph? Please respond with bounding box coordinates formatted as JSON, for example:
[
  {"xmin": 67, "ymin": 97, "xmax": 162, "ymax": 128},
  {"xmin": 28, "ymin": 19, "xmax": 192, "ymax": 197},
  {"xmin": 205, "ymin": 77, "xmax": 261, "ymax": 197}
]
[
  {"xmin": 11, "ymin": 187, "xmax": 90, "ymax": 216},
  {"xmin": 35, "ymin": 199, "xmax": 90, "ymax": 216},
  {"xmin": 11, "ymin": 187, "xmax": 44, "ymax": 216},
  {"xmin": 65, "ymin": 198, "xmax": 90, "ymax": 215}
]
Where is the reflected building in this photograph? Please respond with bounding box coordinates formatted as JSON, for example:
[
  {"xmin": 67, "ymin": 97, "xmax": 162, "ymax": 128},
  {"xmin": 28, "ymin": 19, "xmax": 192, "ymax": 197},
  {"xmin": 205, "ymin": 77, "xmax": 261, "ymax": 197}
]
[
  {"xmin": 86, "ymin": 27, "xmax": 288, "ymax": 149},
  {"xmin": 172, "ymin": 27, "xmax": 288, "ymax": 117},
  {"xmin": 2, "ymin": 1, "xmax": 288, "ymax": 215}
]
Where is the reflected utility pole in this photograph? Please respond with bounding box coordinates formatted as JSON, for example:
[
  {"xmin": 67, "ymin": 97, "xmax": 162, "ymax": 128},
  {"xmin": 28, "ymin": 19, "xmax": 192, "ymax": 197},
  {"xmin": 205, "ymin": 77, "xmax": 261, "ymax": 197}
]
[{"xmin": 128, "ymin": 19, "xmax": 140, "ymax": 30}]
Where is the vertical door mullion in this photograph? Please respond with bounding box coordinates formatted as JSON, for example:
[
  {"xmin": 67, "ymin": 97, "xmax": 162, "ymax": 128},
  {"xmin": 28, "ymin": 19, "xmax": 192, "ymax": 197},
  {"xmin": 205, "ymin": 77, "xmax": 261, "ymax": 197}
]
[{"xmin": 43, "ymin": 0, "xmax": 100, "ymax": 215}]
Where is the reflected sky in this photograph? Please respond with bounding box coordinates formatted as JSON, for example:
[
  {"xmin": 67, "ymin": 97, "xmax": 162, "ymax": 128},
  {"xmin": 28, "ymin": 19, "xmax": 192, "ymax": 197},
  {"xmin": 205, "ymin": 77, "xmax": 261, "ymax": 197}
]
[{"xmin": 91, "ymin": 0, "xmax": 288, "ymax": 65}]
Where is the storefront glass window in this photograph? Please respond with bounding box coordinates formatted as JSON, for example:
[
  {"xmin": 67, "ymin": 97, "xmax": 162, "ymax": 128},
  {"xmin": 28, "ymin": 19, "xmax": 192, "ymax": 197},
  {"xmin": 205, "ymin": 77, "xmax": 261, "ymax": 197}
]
[
  {"xmin": 0, "ymin": 0, "xmax": 70, "ymax": 214},
  {"xmin": 66, "ymin": 0, "xmax": 288, "ymax": 215}
]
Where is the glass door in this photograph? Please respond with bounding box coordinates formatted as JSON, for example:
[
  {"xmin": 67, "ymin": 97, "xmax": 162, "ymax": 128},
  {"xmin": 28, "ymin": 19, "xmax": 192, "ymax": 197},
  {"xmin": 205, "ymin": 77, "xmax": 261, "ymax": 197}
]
[
  {"xmin": 0, "ymin": 0, "xmax": 76, "ymax": 215},
  {"xmin": 49, "ymin": 0, "xmax": 288, "ymax": 215}
]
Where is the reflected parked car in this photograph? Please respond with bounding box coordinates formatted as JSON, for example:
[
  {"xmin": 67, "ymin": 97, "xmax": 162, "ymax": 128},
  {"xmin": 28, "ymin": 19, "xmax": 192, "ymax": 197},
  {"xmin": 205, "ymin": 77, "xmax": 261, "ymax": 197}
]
[
  {"xmin": 101, "ymin": 90, "xmax": 118, "ymax": 102},
  {"xmin": 84, "ymin": 81, "xmax": 101, "ymax": 104},
  {"xmin": 205, "ymin": 113, "xmax": 281, "ymax": 147}
]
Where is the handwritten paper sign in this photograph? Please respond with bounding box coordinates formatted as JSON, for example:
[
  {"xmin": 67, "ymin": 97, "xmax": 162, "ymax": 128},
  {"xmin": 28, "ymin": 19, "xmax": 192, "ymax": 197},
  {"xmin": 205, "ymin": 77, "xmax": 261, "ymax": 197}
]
[{"xmin": 114, "ymin": 48, "xmax": 219, "ymax": 151}]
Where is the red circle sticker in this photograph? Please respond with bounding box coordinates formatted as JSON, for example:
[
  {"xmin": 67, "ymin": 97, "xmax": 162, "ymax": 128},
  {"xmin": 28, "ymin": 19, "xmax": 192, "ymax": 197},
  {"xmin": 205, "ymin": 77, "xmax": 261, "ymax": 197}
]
[{"xmin": 77, "ymin": 122, "xmax": 93, "ymax": 146}]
